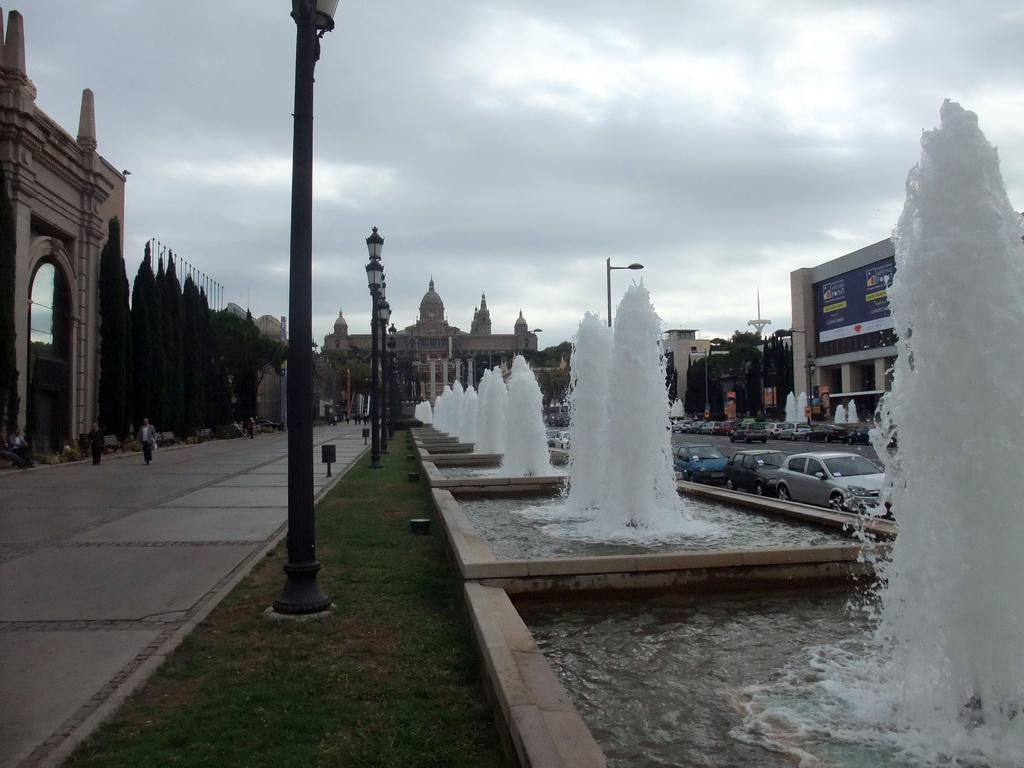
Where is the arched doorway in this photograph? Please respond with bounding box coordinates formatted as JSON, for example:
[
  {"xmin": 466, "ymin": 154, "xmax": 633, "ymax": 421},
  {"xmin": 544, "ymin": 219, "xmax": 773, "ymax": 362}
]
[{"xmin": 27, "ymin": 262, "xmax": 72, "ymax": 452}]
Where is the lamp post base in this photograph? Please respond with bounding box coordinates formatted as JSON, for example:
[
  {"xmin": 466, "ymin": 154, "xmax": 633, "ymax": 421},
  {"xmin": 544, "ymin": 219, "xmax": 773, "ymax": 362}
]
[{"xmin": 271, "ymin": 560, "xmax": 332, "ymax": 615}]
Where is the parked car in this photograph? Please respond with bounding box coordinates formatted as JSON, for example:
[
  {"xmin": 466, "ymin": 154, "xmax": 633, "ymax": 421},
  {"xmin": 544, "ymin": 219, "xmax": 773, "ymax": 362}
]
[
  {"xmin": 766, "ymin": 422, "xmax": 794, "ymax": 439},
  {"xmin": 845, "ymin": 425, "xmax": 873, "ymax": 445},
  {"xmin": 780, "ymin": 423, "xmax": 814, "ymax": 440},
  {"xmin": 549, "ymin": 431, "xmax": 571, "ymax": 450},
  {"xmin": 814, "ymin": 423, "xmax": 850, "ymax": 443},
  {"xmin": 673, "ymin": 443, "xmax": 728, "ymax": 484},
  {"xmin": 724, "ymin": 450, "xmax": 786, "ymax": 495},
  {"xmin": 688, "ymin": 421, "xmax": 708, "ymax": 434},
  {"xmin": 731, "ymin": 421, "xmax": 768, "ymax": 443},
  {"xmin": 698, "ymin": 421, "xmax": 719, "ymax": 435},
  {"xmin": 712, "ymin": 421, "xmax": 737, "ymax": 436},
  {"xmin": 670, "ymin": 420, "xmax": 691, "ymax": 433},
  {"xmin": 774, "ymin": 452, "xmax": 886, "ymax": 514}
]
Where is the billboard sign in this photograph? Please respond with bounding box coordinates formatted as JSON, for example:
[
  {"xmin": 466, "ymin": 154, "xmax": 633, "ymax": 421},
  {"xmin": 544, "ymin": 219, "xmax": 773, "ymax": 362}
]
[{"xmin": 815, "ymin": 255, "xmax": 895, "ymax": 343}]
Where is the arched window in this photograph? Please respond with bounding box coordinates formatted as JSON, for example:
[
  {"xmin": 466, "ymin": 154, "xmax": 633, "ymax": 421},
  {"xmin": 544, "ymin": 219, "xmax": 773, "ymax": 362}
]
[{"xmin": 27, "ymin": 262, "xmax": 72, "ymax": 452}]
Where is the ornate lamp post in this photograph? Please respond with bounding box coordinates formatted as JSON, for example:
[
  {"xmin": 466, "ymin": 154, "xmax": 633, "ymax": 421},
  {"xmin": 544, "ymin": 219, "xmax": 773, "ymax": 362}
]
[
  {"xmin": 272, "ymin": 0, "xmax": 339, "ymax": 616},
  {"xmin": 606, "ymin": 257, "xmax": 644, "ymax": 327},
  {"xmin": 388, "ymin": 324, "xmax": 398, "ymax": 439},
  {"xmin": 365, "ymin": 227, "xmax": 384, "ymax": 469},
  {"xmin": 378, "ymin": 295, "xmax": 391, "ymax": 454}
]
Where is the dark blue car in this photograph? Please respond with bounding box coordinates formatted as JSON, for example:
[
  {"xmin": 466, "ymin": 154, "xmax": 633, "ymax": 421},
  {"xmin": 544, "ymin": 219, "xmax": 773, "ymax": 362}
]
[{"xmin": 673, "ymin": 443, "xmax": 728, "ymax": 484}]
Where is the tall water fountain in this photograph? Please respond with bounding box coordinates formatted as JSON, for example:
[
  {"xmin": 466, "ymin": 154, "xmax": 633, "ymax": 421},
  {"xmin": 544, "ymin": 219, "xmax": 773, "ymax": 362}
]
[
  {"xmin": 566, "ymin": 285, "xmax": 713, "ymax": 533},
  {"xmin": 784, "ymin": 391, "xmax": 798, "ymax": 423},
  {"xmin": 500, "ymin": 356, "xmax": 552, "ymax": 476}
]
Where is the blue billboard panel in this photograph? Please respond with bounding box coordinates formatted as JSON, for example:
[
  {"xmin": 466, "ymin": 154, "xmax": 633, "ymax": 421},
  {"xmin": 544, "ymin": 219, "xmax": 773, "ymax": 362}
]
[{"xmin": 815, "ymin": 255, "xmax": 895, "ymax": 343}]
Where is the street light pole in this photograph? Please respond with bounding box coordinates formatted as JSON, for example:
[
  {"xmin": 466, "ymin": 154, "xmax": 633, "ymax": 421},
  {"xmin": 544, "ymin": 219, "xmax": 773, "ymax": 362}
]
[
  {"xmin": 606, "ymin": 257, "xmax": 645, "ymax": 327},
  {"xmin": 388, "ymin": 324, "xmax": 398, "ymax": 439},
  {"xmin": 365, "ymin": 227, "xmax": 384, "ymax": 469},
  {"xmin": 272, "ymin": 0, "xmax": 339, "ymax": 616},
  {"xmin": 704, "ymin": 348, "xmax": 711, "ymax": 418},
  {"xmin": 805, "ymin": 353, "xmax": 816, "ymax": 426},
  {"xmin": 378, "ymin": 296, "xmax": 391, "ymax": 454}
]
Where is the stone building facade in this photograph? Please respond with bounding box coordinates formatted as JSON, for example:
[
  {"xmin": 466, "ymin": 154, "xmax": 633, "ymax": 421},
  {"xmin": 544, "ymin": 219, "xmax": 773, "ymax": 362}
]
[
  {"xmin": 323, "ymin": 279, "xmax": 539, "ymax": 403},
  {"xmin": 1, "ymin": 10, "xmax": 126, "ymax": 450}
]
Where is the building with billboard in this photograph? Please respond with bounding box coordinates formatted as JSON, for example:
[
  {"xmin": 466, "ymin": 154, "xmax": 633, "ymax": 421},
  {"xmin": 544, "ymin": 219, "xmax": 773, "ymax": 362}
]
[{"xmin": 790, "ymin": 238, "xmax": 897, "ymax": 422}]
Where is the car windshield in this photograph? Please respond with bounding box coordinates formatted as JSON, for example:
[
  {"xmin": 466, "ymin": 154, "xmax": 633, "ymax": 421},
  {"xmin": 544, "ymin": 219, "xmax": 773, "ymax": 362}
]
[
  {"xmin": 688, "ymin": 446, "xmax": 725, "ymax": 460},
  {"xmin": 754, "ymin": 454, "xmax": 784, "ymax": 468},
  {"xmin": 823, "ymin": 455, "xmax": 883, "ymax": 477}
]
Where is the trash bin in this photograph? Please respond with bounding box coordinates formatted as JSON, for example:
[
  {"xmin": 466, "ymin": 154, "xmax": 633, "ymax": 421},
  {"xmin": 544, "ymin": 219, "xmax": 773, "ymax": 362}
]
[{"xmin": 321, "ymin": 444, "xmax": 336, "ymax": 463}]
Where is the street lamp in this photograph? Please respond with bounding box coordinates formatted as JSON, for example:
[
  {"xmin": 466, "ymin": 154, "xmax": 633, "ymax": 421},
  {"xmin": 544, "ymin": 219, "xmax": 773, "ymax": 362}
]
[
  {"xmin": 378, "ymin": 295, "xmax": 391, "ymax": 454},
  {"xmin": 805, "ymin": 353, "xmax": 816, "ymax": 425},
  {"xmin": 387, "ymin": 324, "xmax": 398, "ymax": 439},
  {"xmin": 704, "ymin": 348, "xmax": 711, "ymax": 418},
  {"xmin": 606, "ymin": 257, "xmax": 644, "ymax": 327},
  {"xmin": 272, "ymin": 0, "xmax": 339, "ymax": 616},
  {"xmin": 365, "ymin": 227, "xmax": 384, "ymax": 469}
]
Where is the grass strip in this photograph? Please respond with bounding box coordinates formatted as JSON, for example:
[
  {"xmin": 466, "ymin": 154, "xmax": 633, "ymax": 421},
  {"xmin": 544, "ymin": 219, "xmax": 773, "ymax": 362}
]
[{"xmin": 64, "ymin": 440, "xmax": 510, "ymax": 768}]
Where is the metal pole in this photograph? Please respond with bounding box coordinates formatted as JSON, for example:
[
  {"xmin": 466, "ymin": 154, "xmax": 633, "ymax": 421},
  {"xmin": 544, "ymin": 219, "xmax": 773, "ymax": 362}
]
[
  {"xmin": 272, "ymin": 0, "xmax": 331, "ymax": 615},
  {"xmin": 369, "ymin": 287, "xmax": 382, "ymax": 468},
  {"xmin": 379, "ymin": 313, "xmax": 389, "ymax": 454},
  {"xmin": 606, "ymin": 257, "xmax": 613, "ymax": 327}
]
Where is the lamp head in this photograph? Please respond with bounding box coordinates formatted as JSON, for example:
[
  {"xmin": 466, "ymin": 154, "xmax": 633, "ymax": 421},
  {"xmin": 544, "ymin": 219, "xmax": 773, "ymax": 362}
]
[{"xmin": 366, "ymin": 226, "xmax": 384, "ymax": 260}]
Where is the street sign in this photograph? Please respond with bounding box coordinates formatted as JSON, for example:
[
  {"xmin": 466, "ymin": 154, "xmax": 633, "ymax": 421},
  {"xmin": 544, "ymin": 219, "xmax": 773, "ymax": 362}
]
[
  {"xmin": 804, "ymin": 406, "xmax": 812, "ymax": 418},
  {"xmin": 704, "ymin": 409, "xmax": 710, "ymax": 418}
]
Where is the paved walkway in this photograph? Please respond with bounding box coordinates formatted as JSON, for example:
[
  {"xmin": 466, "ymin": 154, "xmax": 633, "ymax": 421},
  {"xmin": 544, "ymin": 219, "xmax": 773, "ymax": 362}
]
[{"xmin": 0, "ymin": 424, "xmax": 369, "ymax": 768}]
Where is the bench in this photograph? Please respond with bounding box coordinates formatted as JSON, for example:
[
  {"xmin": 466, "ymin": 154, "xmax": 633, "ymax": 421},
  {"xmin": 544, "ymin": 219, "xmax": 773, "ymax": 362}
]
[
  {"xmin": 103, "ymin": 435, "xmax": 123, "ymax": 453},
  {"xmin": 156, "ymin": 432, "xmax": 181, "ymax": 446}
]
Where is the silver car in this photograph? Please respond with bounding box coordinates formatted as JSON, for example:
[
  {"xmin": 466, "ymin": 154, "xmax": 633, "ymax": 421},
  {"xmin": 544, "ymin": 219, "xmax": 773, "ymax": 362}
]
[{"xmin": 774, "ymin": 451, "xmax": 885, "ymax": 514}]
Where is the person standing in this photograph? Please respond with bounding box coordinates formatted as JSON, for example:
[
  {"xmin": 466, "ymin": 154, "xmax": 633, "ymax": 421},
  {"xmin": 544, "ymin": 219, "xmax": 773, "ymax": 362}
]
[
  {"xmin": 246, "ymin": 417, "xmax": 255, "ymax": 439},
  {"xmin": 137, "ymin": 418, "xmax": 157, "ymax": 464},
  {"xmin": 89, "ymin": 422, "xmax": 105, "ymax": 465}
]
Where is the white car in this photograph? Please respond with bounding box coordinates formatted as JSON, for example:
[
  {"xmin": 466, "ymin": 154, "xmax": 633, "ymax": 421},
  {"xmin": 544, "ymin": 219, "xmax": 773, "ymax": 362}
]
[
  {"xmin": 774, "ymin": 452, "xmax": 885, "ymax": 514},
  {"xmin": 550, "ymin": 431, "xmax": 571, "ymax": 450},
  {"xmin": 765, "ymin": 422, "xmax": 794, "ymax": 439}
]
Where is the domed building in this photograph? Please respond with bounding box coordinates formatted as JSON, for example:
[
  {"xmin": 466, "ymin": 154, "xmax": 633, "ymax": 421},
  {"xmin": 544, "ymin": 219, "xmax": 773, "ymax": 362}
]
[{"xmin": 323, "ymin": 279, "xmax": 539, "ymax": 403}]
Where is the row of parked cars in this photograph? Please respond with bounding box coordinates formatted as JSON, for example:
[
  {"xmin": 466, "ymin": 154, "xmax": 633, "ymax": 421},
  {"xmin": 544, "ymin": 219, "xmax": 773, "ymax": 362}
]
[
  {"xmin": 671, "ymin": 419, "xmax": 872, "ymax": 445},
  {"xmin": 673, "ymin": 446, "xmax": 889, "ymax": 516}
]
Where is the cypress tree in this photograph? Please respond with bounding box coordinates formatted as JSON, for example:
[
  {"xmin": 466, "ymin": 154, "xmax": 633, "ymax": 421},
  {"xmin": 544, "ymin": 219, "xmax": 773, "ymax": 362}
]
[
  {"xmin": 0, "ymin": 165, "xmax": 17, "ymax": 429},
  {"xmin": 181, "ymin": 275, "xmax": 203, "ymax": 435},
  {"xmin": 160, "ymin": 255, "xmax": 184, "ymax": 434},
  {"xmin": 131, "ymin": 245, "xmax": 156, "ymax": 428},
  {"xmin": 97, "ymin": 219, "xmax": 131, "ymax": 437}
]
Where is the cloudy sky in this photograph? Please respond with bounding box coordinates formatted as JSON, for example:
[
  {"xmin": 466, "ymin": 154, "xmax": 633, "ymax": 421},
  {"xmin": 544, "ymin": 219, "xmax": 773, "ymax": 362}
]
[{"xmin": 25, "ymin": 1, "xmax": 1024, "ymax": 348}]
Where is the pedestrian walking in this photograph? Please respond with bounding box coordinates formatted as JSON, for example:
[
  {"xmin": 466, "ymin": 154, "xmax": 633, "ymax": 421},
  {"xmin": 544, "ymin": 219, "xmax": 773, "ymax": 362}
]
[
  {"xmin": 137, "ymin": 418, "xmax": 157, "ymax": 464},
  {"xmin": 89, "ymin": 422, "xmax": 104, "ymax": 465},
  {"xmin": 246, "ymin": 417, "xmax": 255, "ymax": 439}
]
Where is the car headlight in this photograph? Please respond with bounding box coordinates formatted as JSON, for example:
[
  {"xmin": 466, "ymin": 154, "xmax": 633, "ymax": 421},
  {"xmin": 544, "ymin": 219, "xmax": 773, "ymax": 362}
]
[{"xmin": 847, "ymin": 485, "xmax": 874, "ymax": 497}]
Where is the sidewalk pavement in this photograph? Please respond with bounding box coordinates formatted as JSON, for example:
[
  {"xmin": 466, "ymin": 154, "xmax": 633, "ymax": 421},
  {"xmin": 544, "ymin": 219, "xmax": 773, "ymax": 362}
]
[{"xmin": 0, "ymin": 424, "xmax": 369, "ymax": 768}]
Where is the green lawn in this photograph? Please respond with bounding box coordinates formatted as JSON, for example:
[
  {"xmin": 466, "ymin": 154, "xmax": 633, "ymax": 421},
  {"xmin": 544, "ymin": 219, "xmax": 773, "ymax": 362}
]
[{"xmin": 64, "ymin": 439, "xmax": 510, "ymax": 768}]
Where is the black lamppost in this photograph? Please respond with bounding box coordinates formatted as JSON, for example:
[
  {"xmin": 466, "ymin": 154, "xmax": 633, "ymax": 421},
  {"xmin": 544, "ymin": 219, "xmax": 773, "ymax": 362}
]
[
  {"xmin": 365, "ymin": 227, "xmax": 384, "ymax": 469},
  {"xmin": 805, "ymin": 353, "xmax": 816, "ymax": 425},
  {"xmin": 272, "ymin": 0, "xmax": 338, "ymax": 616},
  {"xmin": 378, "ymin": 295, "xmax": 391, "ymax": 454},
  {"xmin": 387, "ymin": 324, "xmax": 398, "ymax": 439},
  {"xmin": 606, "ymin": 257, "xmax": 644, "ymax": 327}
]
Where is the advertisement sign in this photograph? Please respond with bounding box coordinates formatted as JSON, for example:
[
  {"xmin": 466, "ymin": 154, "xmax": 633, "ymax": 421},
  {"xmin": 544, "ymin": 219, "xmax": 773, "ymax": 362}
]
[
  {"xmin": 818, "ymin": 385, "xmax": 830, "ymax": 419},
  {"xmin": 814, "ymin": 255, "xmax": 895, "ymax": 343},
  {"xmin": 725, "ymin": 391, "xmax": 737, "ymax": 419},
  {"xmin": 763, "ymin": 386, "xmax": 777, "ymax": 408}
]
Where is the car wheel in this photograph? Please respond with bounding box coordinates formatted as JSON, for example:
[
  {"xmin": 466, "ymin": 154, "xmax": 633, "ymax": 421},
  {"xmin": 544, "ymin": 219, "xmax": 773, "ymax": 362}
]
[
  {"xmin": 828, "ymin": 493, "xmax": 846, "ymax": 512},
  {"xmin": 761, "ymin": 438, "xmax": 767, "ymax": 443},
  {"xmin": 729, "ymin": 435, "xmax": 735, "ymax": 442},
  {"xmin": 777, "ymin": 485, "xmax": 791, "ymax": 501},
  {"xmin": 789, "ymin": 434, "xmax": 795, "ymax": 441},
  {"xmin": 684, "ymin": 471, "xmax": 694, "ymax": 482},
  {"xmin": 726, "ymin": 478, "xmax": 736, "ymax": 491},
  {"xmin": 744, "ymin": 436, "xmax": 751, "ymax": 443},
  {"xmin": 754, "ymin": 482, "xmax": 765, "ymax": 496}
]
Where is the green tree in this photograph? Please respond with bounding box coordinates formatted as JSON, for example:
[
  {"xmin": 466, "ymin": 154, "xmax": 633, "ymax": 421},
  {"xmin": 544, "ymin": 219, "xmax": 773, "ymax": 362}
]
[
  {"xmin": 0, "ymin": 165, "xmax": 17, "ymax": 429},
  {"xmin": 210, "ymin": 310, "xmax": 286, "ymax": 422},
  {"xmin": 160, "ymin": 255, "xmax": 185, "ymax": 434},
  {"xmin": 181, "ymin": 276, "xmax": 204, "ymax": 436},
  {"xmin": 131, "ymin": 245, "xmax": 157, "ymax": 428},
  {"xmin": 97, "ymin": 219, "xmax": 132, "ymax": 437}
]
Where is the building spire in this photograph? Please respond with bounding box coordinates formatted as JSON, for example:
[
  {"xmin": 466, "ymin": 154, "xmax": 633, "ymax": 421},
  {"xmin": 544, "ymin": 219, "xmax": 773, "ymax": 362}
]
[
  {"xmin": 3, "ymin": 10, "xmax": 25, "ymax": 76},
  {"xmin": 77, "ymin": 88, "xmax": 98, "ymax": 152}
]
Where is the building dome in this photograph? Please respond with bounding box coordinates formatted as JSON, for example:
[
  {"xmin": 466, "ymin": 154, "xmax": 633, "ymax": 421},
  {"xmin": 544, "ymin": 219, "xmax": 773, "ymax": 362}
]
[
  {"xmin": 419, "ymin": 278, "xmax": 445, "ymax": 321},
  {"xmin": 333, "ymin": 307, "xmax": 348, "ymax": 333},
  {"xmin": 514, "ymin": 309, "xmax": 528, "ymax": 331}
]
